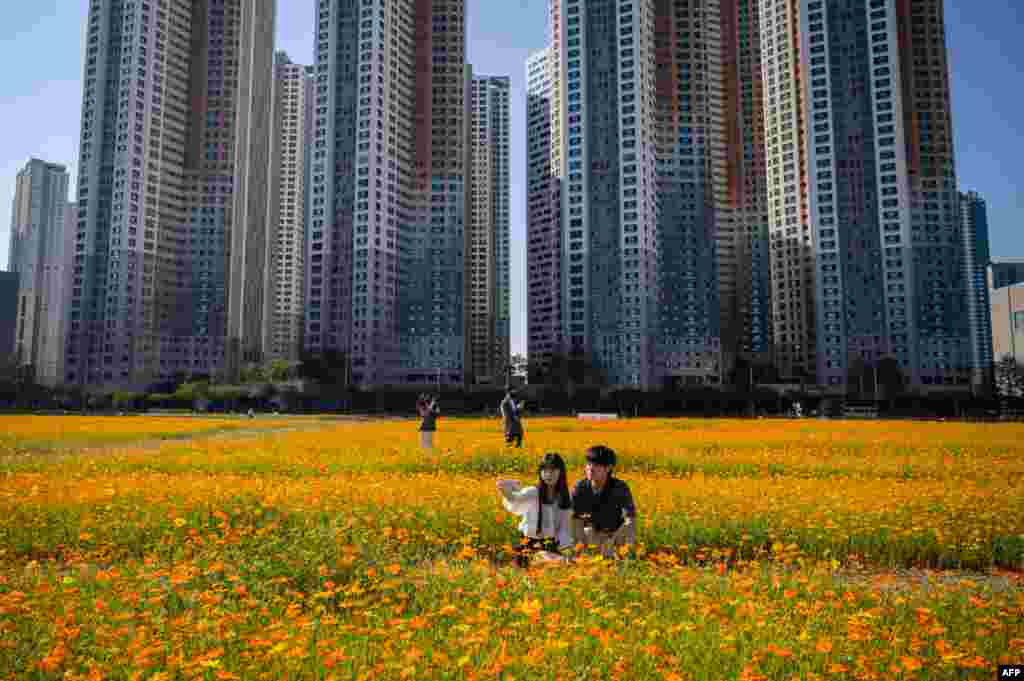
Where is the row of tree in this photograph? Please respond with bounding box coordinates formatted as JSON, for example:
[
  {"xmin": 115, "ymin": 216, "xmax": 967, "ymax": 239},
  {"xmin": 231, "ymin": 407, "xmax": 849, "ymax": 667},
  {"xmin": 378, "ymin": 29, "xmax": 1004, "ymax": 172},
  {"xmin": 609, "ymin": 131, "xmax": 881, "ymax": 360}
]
[{"xmin": 2, "ymin": 350, "xmax": 1024, "ymax": 415}]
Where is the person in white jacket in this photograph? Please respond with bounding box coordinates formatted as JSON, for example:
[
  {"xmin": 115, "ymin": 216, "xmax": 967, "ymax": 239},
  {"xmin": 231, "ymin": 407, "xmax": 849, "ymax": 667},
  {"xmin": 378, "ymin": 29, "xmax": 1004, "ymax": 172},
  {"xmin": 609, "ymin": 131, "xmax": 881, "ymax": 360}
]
[{"xmin": 496, "ymin": 452, "xmax": 573, "ymax": 566}]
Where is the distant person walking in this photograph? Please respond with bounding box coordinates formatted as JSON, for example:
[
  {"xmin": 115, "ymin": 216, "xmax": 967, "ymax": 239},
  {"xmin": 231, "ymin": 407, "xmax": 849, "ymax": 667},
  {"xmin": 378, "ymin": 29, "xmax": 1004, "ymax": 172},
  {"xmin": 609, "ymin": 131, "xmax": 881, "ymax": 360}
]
[
  {"xmin": 500, "ymin": 390, "xmax": 524, "ymax": 448},
  {"xmin": 417, "ymin": 394, "xmax": 440, "ymax": 450}
]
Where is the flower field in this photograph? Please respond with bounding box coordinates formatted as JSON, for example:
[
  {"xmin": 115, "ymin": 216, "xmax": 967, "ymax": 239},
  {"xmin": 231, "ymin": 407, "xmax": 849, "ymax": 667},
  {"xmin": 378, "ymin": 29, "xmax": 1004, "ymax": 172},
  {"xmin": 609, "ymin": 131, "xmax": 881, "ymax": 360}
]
[
  {"xmin": 0, "ymin": 415, "xmax": 315, "ymax": 456},
  {"xmin": 0, "ymin": 416, "xmax": 1022, "ymax": 680}
]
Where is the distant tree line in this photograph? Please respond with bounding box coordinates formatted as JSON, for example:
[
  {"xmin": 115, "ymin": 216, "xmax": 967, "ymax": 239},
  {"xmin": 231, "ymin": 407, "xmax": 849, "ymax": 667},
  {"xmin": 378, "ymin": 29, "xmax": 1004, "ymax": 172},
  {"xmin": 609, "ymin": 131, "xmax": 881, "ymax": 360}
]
[{"xmin": 0, "ymin": 350, "xmax": 1022, "ymax": 420}]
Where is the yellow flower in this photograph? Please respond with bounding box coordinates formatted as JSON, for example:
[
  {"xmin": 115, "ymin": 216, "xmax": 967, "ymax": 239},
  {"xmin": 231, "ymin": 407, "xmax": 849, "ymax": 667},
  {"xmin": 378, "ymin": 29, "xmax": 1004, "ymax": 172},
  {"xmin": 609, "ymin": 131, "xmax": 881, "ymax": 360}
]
[{"xmin": 518, "ymin": 598, "xmax": 542, "ymax": 618}]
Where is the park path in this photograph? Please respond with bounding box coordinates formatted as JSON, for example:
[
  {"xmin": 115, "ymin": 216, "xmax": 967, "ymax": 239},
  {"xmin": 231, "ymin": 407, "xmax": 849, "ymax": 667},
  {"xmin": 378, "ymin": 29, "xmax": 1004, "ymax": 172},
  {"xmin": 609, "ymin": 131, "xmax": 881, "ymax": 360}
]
[
  {"xmin": 756, "ymin": 561, "xmax": 1024, "ymax": 594},
  {"xmin": 0, "ymin": 415, "xmax": 367, "ymax": 463}
]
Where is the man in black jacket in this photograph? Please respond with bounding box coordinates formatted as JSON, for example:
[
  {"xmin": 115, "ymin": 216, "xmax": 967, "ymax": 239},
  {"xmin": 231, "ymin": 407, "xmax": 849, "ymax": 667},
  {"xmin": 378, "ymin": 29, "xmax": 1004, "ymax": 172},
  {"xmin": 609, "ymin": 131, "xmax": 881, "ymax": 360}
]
[
  {"xmin": 500, "ymin": 390, "xmax": 523, "ymax": 447},
  {"xmin": 571, "ymin": 445, "xmax": 636, "ymax": 555}
]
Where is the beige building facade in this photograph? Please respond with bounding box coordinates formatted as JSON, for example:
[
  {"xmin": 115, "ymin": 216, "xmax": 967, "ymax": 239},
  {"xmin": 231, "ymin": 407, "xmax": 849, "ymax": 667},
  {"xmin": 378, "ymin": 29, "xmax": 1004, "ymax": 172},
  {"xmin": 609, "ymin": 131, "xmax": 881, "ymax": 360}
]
[
  {"xmin": 267, "ymin": 52, "xmax": 312, "ymax": 362},
  {"xmin": 991, "ymin": 284, "xmax": 1024, "ymax": 366}
]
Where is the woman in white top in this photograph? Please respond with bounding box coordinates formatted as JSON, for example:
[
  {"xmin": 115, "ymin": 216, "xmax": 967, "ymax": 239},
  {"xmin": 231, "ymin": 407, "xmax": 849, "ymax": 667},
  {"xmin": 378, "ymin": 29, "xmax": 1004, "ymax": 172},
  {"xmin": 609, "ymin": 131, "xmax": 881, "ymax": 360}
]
[{"xmin": 496, "ymin": 452, "xmax": 574, "ymax": 566}]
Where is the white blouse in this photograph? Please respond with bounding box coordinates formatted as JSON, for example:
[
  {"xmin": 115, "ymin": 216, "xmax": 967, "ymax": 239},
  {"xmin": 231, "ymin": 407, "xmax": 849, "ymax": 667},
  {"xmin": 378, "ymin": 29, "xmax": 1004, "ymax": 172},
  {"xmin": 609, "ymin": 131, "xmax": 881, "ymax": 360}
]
[{"xmin": 497, "ymin": 481, "xmax": 574, "ymax": 550}]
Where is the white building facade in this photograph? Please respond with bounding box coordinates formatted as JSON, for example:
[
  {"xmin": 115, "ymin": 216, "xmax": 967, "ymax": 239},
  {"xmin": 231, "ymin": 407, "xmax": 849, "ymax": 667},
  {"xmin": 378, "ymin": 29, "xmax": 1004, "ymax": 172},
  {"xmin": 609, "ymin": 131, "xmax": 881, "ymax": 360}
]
[
  {"xmin": 8, "ymin": 159, "xmax": 71, "ymax": 386},
  {"xmin": 467, "ymin": 74, "xmax": 511, "ymax": 385},
  {"xmin": 268, "ymin": 52, "xmax": 313, "ymax": 362}
]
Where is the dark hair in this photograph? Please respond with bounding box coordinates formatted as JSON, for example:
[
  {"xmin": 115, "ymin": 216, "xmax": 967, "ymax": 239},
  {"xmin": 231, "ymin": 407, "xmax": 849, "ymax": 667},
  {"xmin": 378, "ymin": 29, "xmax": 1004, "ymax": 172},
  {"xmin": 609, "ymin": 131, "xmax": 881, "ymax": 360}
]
[
  {"xmin": 536, "ymin": 452, "xmax": 571, "ymax": 536},
  {"xmin": 585, "ymin": 445, "xmax": 616, "ymax": 467}
]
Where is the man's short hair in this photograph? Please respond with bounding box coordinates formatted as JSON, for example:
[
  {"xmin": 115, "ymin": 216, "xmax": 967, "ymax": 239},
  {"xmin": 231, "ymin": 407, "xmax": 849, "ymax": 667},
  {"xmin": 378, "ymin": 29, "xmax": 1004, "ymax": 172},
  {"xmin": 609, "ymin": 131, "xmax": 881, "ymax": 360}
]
[{"xmin": 585, "ymin": 445, "xmax": 616, "ymax": 467}]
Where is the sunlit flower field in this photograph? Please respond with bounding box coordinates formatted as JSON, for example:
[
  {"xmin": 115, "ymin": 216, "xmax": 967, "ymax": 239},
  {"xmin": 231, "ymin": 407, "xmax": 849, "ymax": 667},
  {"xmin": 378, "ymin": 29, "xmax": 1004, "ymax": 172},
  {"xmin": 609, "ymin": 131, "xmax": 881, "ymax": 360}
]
[
  {"xmin": 0, "ymin": 415, "xmax": 1021, "ymax": 680},
  {"xmin": 0, "ymin": 415, "xmax": 321, "ymax": 455}
]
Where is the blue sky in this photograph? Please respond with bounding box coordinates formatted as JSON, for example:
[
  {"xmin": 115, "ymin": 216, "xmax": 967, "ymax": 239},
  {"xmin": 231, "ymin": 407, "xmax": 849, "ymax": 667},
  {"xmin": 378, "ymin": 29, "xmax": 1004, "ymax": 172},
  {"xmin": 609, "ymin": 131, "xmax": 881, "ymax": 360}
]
[{"xmin": 1, "ymin": 1, "xmax": 1021, "ymax": 357}]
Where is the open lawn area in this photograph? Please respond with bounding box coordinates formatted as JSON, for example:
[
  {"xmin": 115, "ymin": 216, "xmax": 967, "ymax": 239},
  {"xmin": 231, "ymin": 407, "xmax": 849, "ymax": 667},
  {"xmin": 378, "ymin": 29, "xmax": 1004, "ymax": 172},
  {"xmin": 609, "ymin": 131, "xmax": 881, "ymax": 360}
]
[{"xmin": 0, "ymin": 416, "xmax": 1021, "ymax": 680}]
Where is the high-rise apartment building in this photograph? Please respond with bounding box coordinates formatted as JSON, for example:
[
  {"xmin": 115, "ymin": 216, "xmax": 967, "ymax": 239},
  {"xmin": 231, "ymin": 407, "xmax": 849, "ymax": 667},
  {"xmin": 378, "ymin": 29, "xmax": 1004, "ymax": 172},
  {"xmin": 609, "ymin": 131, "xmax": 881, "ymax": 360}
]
[
  {"xmin": 756, "ymin": 0, "xmax": 971, "ymax": 390},
  {"xmin": 960, "ymin": 191, "xmax": 992, "ymax": 389},
  {"xmin": 526, "ymin": 45, "xmax": 564, "ymax": 379},
  {"xmin": 8, "ymin": 159, "xmax": 71, "ymax": 386},
  {"xmin": 653, "ymin": 0, "xmax": 730, "ymax": 388},
  {"xmin": 0, "ymin": 273, "xmax": 18, "ymax": 362},
  {"xmin": 527, "ymin": 0, "xmax": 975, "ymax": 392},
  {"xmin": 268, "ymin": 52, "xmax": 313, "ymax": 362},
  {"xmin": 760, "ymin": 0, "xmax": 816, "ymax": 382},
  {"xmin": 466, "ymin": 74, "xmax": 511, "ymax": 385},
  {"xmin": 722, "ymin": 0, "xmax": 773, "ymax": 364},
  {"xmin": 307, "ymin": 0, "xmax": 467, "ymax": 387},
  {"xmin": 795, "ymin": 0, "xmax": 969, "ymax": 391},
  {"xmin": 558, "ymin": 0, "xmax": 662, "ymax": 388},
  {"xmin": 224, "ymin": 3, "xmax": 278, "ymax": 378},
  {"xmin": 69, "ymin": 0, "xmax": 275, "ymax": 388},
  {"xmin": 550, "ymin": 0, "xmax": 737, "ymax": 388}
]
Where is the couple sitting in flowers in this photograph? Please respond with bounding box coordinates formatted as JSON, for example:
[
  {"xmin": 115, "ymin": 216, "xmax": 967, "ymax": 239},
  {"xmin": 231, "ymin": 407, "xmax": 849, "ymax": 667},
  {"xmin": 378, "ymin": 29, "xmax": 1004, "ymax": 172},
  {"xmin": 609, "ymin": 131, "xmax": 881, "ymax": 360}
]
[{"xmin": 496, "ymin": 445, "xmax": 636, "ymax": 565}]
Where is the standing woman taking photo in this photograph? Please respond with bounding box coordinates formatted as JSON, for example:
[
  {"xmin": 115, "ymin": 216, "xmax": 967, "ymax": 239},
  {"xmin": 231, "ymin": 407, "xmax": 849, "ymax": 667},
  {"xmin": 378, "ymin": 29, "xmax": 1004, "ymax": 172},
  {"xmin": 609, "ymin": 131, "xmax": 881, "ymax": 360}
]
[
  {"xmin": 496, "ymin": 452, "xmax": 574, "ymax": 566},
  {"xmin": 417, "ymin": 394, "xmax": 440, "ymax": 450}
]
